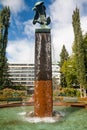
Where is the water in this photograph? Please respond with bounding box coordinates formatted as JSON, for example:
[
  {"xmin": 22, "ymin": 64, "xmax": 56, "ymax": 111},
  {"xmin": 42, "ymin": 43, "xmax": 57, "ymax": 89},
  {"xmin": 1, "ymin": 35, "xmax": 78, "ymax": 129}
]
[
  {"xmin": 0, "ymin": 106, "xmax": 87, "ymax": 130},
  {"xmin": 35, "ymin": 32, "xmax": 53, "ymax": 117}
]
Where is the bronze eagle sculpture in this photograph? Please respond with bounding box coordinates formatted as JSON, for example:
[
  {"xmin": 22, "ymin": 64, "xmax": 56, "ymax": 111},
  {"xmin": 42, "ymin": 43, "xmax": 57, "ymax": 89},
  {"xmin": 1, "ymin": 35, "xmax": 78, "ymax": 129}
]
[{"xmin": 32, "ymin": 1, "xmax": 51, "ymax": 27}]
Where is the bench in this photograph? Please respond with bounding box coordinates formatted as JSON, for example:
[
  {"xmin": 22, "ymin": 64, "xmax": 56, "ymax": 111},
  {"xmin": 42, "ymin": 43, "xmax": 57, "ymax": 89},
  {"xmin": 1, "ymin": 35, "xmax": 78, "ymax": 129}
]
[{"xmin": 7, "ymin": 97, "xmax": 23, "ymax": 103}]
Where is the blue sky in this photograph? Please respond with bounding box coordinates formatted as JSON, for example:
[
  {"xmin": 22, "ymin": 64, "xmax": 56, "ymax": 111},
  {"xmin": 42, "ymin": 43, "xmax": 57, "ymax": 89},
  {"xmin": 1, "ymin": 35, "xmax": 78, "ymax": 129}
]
[{"xmin": 0, "ymin": 0, "xmax": 87, "ymax": 63}]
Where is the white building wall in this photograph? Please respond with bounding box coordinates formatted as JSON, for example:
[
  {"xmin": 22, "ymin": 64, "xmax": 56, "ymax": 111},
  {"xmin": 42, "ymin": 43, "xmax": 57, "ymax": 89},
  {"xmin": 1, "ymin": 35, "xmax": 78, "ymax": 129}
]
[
  {"xmin": 52, "ymin": 64, "xmax": 60, "ymax": 84},
  {"xmin": 8, "ymin": 63, "xmax": 60, "ymax": 90},
  {"xmin": 8, "ymin": 64, "xmax": 34, "ymax": 91}
]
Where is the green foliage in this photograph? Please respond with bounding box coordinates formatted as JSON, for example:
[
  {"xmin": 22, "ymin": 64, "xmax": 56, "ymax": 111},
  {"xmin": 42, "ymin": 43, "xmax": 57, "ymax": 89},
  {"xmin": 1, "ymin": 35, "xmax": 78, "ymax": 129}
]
[
  {"xmin": 53, "ymin": 89, "xmax": 59, "ymax": 97},
  {"xmin": 60, "ymin": 7, "xmax": 87, "ymax": 97},
  {"xmin": 83, "ymin": 33, "xmax": 87, "ymax": 81},
  {"xmin": 72, "ymin": 7, "xmax": 86, "ymax": 88},
  {"xmin": 3, "ymin": 88, "xmax": 15, "ymax": 98},
  {"xmin": 0, "ymin": 95, "xmax": 6, "ymax": 101},
  {"xmin": 0, "ymin": 88, "xmax": 26, "ymax": 100},
  {"xmin": 0, "ymin": 7, "xmax": 11, "ymax": 89},
  {"xmin": 10, "ymin": 84, "xmax": 26, "ymax": 90},
  {"xmin": 61, "ymin": 56, "xmax": 78, "ymax": 88},
  {"xmin": 59, "ymin": 87, "xmax": 80, "ymax": 97},
  {"xmin": 60, "ymin": 45, "xmax": 69, "ymax": 67},
  {"xmin": 53, "ymin": 89, "xmax": 59, "ymax": 101},
  {"xmin": 63, "ymin": 88, "xmax": 80, "ymax": 97},
  {"xmin": 59, "ymin": 45, "xmax": 69, "ymax": 87}
]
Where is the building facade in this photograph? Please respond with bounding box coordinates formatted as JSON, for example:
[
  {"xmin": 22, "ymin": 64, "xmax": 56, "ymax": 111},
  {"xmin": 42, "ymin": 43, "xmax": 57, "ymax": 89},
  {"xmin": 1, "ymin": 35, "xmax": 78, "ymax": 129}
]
[
  {"xmin": 8, "ymin": 63, "xmax": 60, "ymax": 93},
  {"xmin": 8, "ymin": 64, "xmax": 34, "ymax": 93},
  {"xmin": 52, "ymin": 63, "xmax": 60, "ymax": 84}
]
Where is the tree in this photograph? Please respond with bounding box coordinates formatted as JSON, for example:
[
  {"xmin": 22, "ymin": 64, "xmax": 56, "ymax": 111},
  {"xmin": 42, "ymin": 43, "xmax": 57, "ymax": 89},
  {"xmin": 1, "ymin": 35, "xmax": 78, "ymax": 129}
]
[
  {"xmin": 61, "ymin": 56, "xmax": 78, "ymax": 88},
  {"xmin": 83, "ymin": 33, "xmax": 87, "ymax": 79},
  {"xmin": 72, "ymin": 7, "xmax": 86, "ymax": 97},
  {"xmin": 59, "ymin": 45, "xmax": 69, "ymax": 87},
  {"xmin": 0, "ymin": 7, "xmax": 11, "ymax": 89}
]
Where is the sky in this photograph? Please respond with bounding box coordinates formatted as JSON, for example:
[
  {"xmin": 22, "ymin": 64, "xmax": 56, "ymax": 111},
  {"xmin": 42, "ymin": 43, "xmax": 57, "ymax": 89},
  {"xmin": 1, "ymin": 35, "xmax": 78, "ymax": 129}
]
[{"xmin": 0, "ymin": 0, "xmax": 87, "ymax": 64}]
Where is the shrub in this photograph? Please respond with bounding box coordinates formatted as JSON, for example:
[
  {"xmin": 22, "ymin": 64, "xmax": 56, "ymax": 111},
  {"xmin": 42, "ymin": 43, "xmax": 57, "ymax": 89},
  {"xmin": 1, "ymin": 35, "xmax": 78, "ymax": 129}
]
[
  {"xmin": 0, "ymin": 90, "xmax": 3, "ymax": 95},
  {"xmin": 11, "ymin": 84, "xmax": 26, "ymax": 90},
  {"xmin": 0, "ymin": 95, "xmax": 6, "ymax": 101},
  {"xmin": 2, "ymin": 88, "xmax": 26, "ymax": 98},
  {"xmin": 63, "ymin": 88, "xmax": 80, "ymax": 97},
  {"xmin": 58, "ymin": 87, "xmax": 80, "ymax": 97},
  {"xmin": 14, "ymin": 90, "xmax": 26, "ymax": 97},
  {"xmin": 3, "ymin": 88, "xmax": 15, "ymax": 98},
  {"xmin": 53, "ymin": 90, "xmax": 59, "ymax": 96}
]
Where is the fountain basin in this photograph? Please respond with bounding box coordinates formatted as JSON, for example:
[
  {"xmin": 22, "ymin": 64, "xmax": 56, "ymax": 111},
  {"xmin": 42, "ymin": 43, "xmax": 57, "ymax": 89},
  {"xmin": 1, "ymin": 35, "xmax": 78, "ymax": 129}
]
[{"xmin": 0, "ymin": 106, "xmax": 87, "ymax": 130}]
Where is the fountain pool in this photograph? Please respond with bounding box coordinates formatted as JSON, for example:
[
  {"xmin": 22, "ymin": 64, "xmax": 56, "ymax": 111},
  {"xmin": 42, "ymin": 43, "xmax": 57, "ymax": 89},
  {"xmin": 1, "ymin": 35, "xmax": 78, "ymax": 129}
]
[{"xmin": 0, "ymin": 106, "xmax": 87, "ymax": 130}]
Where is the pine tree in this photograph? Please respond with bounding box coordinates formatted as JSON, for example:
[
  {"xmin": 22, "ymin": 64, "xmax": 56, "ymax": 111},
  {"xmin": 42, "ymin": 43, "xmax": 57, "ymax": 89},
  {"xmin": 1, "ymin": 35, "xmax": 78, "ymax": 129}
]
[
  {"xmin": 72, "ymin": 7, "xmax": 86, "ymax": 97},
  {"xmin": 59, "ymin": 45, "xmax": 69, "ymax": 87},
  {"xmin": 0, "ymin": 7, "xmax": 11, "ymax": 89}
]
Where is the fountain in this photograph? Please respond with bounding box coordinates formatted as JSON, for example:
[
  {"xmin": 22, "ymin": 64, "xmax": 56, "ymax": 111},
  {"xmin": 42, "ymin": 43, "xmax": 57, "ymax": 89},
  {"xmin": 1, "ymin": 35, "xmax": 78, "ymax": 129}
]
[
  {"xmin": 0, "ymin": 106, "xmax": 87, "ymax": 129},
  {"xmin": 0, "ymin": 3, "xmax": 87, "ymax": 129},
  {"xmin": 24, "ymin": 1, "xmax": 61, "ymax": 122}
]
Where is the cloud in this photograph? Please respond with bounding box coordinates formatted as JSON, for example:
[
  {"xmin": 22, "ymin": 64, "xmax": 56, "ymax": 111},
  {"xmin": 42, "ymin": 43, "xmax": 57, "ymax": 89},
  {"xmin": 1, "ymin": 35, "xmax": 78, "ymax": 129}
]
[
  {"xmin": 23, "ymin": 20, "xmax": 35, "ymax": 40},
  {"xmin": 51, "ymin": 24, "xmax": 74, "ymax": 62},
  {"xmin": 6, "ymin": 39, "xmax": 34, "ymax": 63},
  {"xmin": 49, "ymin": 0, "xmax": 87, "ymax": 62},
  {"xmin": 23, "ymin": 19, "xmax": 40, "ymax": 40},
  {"xmin": 3, "ymin": 0, "xmax": 87, "ymax": 64},
  {"xmin": 0, "ymin": 0, "xmax": 27, "ymax": 14},
  {"xmin": 81, "ymin": 16, "xmax": 87, "ymax": 34}
]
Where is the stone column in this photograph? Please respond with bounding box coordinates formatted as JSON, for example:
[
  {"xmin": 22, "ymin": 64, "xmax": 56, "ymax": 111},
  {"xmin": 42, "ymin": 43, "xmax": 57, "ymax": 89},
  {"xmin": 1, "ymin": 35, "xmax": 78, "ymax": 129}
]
[{"xmin": 34, "ymin": 28, "xmax": 53, "ymax": 117}]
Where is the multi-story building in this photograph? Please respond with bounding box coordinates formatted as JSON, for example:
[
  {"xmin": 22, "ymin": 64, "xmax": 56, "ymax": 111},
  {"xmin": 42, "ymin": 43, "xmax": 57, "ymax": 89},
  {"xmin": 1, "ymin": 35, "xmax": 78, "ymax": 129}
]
[
  {"xmin": 52, "ymin": 63, "xmax": 60, "ymax": 84},
  {"xmin": 8, "ymin": 63, "xmax": 60, "ymax": 93},
  {"xmin": 8, "ymin": 63, "xmax": 34, "ymax": 93}
]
